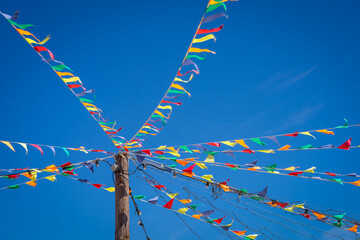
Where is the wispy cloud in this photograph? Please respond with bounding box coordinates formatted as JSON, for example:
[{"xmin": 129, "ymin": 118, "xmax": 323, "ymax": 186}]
[{"xmin": 258, "ymin": 66, "xmax": 317, "ymax": 94}]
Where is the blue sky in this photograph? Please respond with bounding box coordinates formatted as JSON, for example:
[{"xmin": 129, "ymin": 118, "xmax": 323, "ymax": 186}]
[{"xmin": 0, "ymin": 0, "xmax": 359, "ymax": 239}]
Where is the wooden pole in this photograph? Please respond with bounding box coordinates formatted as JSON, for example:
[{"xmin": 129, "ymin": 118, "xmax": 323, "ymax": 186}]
[{"xmin": 114, "ymin": 153, "xmax": 130, "ymax": 240}]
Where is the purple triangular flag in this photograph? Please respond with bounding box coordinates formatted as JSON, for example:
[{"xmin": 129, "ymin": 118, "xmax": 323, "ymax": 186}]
[
  {"xmin": 193, "ymin": 144, "xmax": 207, "ymax": 151},
  {"xmin": 266, "ymin": 136, "xmax": 280, "ymax": 146},
  {"xmin": 310, "ymin": 177, "xmax": 322, "ymax": 180},
  {"xmin": 244, "ymin": 160, "xmax": 258, "ymax": 167},
  {"xmin": 84, "ymin": 162, "xmax": 94, "ymax": 173},
  {"xmin": 258, "ymin": 186, "xmax": 268, "ymax": 197},
  {"xmin": 223, "ymin": 150, "xmax": 235, "ymax": 159},
  {"xmin": 135, "ymin": 151, "xmax": 145, "ymax": 164},
  {"xmin": 319, "ymin": 144, "xmax": 335, "ymax": 149},
  {"xmin": 48, "ymin": 146, "xmax": 56, "ymax": 156},
  {"xmin": 77, "ymin": 179, "xmax": 90, "ymax": 183},
  {"xmin": 202, "ymin": 209, "xmax": 215, "ymax": 217},
  {"xmin": 345, "ymin": 173, "xmax": 360, "ymax": 177},
  {"xmin": 148, "ymin": 196, "xmax": 159, "ymax": 204}
]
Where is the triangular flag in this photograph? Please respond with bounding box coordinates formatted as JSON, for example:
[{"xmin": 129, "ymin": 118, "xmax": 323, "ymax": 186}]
[
  {"xmin": 299, "ymin": 132, "xmax": 316, "ymax": 139},
  {"xmin": 166, "ymin": 193, "xmax": 179, "ymax": 199},
  {"xmin": 298, "ymin": 144, "xmax": 313, "ymax": 150},
  {"xmin": 201, "ymin": 175, "xmax": 214, "ymax": 182},
  {"xmin": 234, "ymin": 139, "xmax": 249, "ymax": 148},
  {"xmin": 265, "ymin": 164, "xmax": 277, "ymax": 172},
  {"xmin": 258, "ymin": 186, "xmax": 268, "ymax": 197},
  {"xmin": 266, "ymin": 136, "xmax": 280, "ymax": 145},
  {"xmin": 104, "ymin": 187, "xmax": 115, "ymax": 192},
  {"xmin": 284, "ymin": 205, "xmax": 294, "ymax": 212},
  {"xmin": 207, "ymin": 142, "xmax": 221, "ymax": 147},
  {"xmin": 29, "ymin": 144, "xmax": 43, "ymax": 155},
  {"xmin": 284, "ymin": 131, "xmax": 299, "ymax": 137},
  {"xmin": 134, "ymin": 195, "xmax": 146, "ymax": 199},
  {"xmin": 221, "ymin": 220, "xmax": 233, "ymax": 231},
  {"xmin": 223, "ymin": 150, "xmax": 235, "ymax": 159},
  {"xmin": 245, "ymin": 234, "xmax": 258, "ymax": 239},
  {"xmin": 176, "ymin": 160, "xmax": 189, "ymax": 166},
  {"xmin": 0, "ymin": 141, "xmax": 15, "ymax": 152},
  {"xmin": 18, "ymin": 143, "xmax": 28, "ymax": 154},
  {"xmin": 183, "ymin": 164, "xmax": 196, "ymax": 174},
  {"xmin": 163, "ymin": 198, "xmax": 174, "ymax": 209},
  {"xmin": 204, "ymin": 154, "xmax": 215, "ymax": 163},
  {"xmin": 338, "ymin": 138, "xmax": 351, "ymax": 150},
  {"xmin": 179, "ymin": 145, "xmax": 194, "ymax": 153},
  {"xmin": 336, "ymin": 119, "xmax": 349, "ymax": 128},
  {"xmin": 347, "ymin": 225, "xmax": 358, "ymax": 233},
  {"xmin": 304, "ymin": 167, "xmax": 316, "ymax": 173},
  {"xmin": 44, "ymin": 164, "xmax": 59, "ymax": 173},
  {"xmin": 232, "ymin": 230, "xmax": 246, "ymax": 236},
  {"xmin": 250, "ymin": 138, "xmax": 266, "ymax": 146},
  {"xmin": 283, "ymin": 166, "xmax": 296, "ymax": 171},
  {"xmin": 92, "ymin": 184, "xmax": 103, "ymax": 189},
  {"xmin": 148, "ymin": 196, "xmax": 159, "ymax": 204},
  {"xmin": 316, "ymin": 129, "xmax": 334, "ymax": 135},
  {"xmin": 26, "ymin": 181, "xmax": 37, "ymax": 187},
  {"xmin": 192, "ymin": 214, "xmax": 202, "ymax": 219},
  {"xmin": 244, "ymin": 160, "xmax": 258, "ymax": 167},
  {"xmin": 333, "ymin": 213, "xmax": 346, "ymax": 220},
  {"xmin": 7, "ymin": 184, "xmax": 20, "ymax": 189},
  {"xmin": 221, "ymin": 141, "xmax": 237, "ymax": 147},
  {"xmin": 213, "ymin": 216, "xmax": 225, "ymax": 224},
  {"xmin": 278, "ymin": 145, "xmax": 291, "ymax": 150},
  {"xmin": 350, "ymin": 180, "xmax": 360, "ymax": 186},
  {"xmin": 179, "ymin": 199, "xmax": 192, "ymax": 204},
  {"xmin": 45, "ymin": 175, "xmax": 56, "ymax": 182},
  {"xmin": 312, "ymin": 211, "xmax": 325, "ymax": 220},
  {"xmin": 177, "ymin": 208, "xmax": 189, "ymax": 214},
  {"xmin": 195, "ymin": 163, "xmax": 207, "ymax": 169},
  {"xmin": 288, "ymin": 171, "xmax": 303, "ymax": 176},
  {"xmin": 257, "ymin": 149, "xmax": 275, "ymax": 153},
  {"xmin": 294, "ymin": 203, "xmax": 305, "ymax": 209},
  {"xmin": 154, "ymin": 185, "xmax": 165, "ymax": 190},
  {"xmin": 241, "ymin": 149, "xmax": 255, "ymax": 154},
  {"xmin": 202, "ymin": 210, "xmax": 215, "ymax": 217}
]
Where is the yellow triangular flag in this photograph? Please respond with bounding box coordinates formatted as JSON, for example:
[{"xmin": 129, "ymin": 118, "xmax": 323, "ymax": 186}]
[
  {"xmin": 196, "ymin": 163, "xmax": 208, "ymax": 169},
  {"xmin": 0, "ymin": 141, "xmax": 15, "ymax": 152},
  {"xmin": 304, "ymin": 167, "xmax": 316, "ymax": 173},
  {"xmin": 167, "ymin": 147, "xmax": 178, "ymax": 152},
  {"xmin": 177, "ymin": 208, "xmax": 189, "ymax": 214},
  {"xmin": 294, "ymin": 202, "xmax": 305, "ymax": 209},
  {"xmin": 44, "ymin": 164, "xmax": 59, "ymax": 173},
  {"xmin": 18, "ymin": 143, "xmax": 28, "ymax": 154},
  {"xmin": 283, "ymin": 166, "xmax": 296, "ymax": 171},
  {"xmin": 45, "ymin": 175, "xmax": 56, "ymax": 182},
  {"xmin": 104, "ymin": 187, "xmax": 115, "ymax": 192},
  {"xmin": 221, "ymin": 141, "xmax": 237, "ymax": 147},
  {"xmin": 234, "ymin": 139, "xmax": 249, "ymax": 148},
  {"xmin": 201, "ymin": 175, "xmax": 214, "ymax": 182},
  {"xmin": 166, "ymin": 193, "xmax": 179, "ymax": 199},
  {"xmin": 284, "ymin": 205, "xmax": 294, "ymax": 212},
  {"xmin": 245, "ymin": 234, "xmax": 258, "ymax": 239},
  {"xmin": 157, "ymin": 145, "xmax": 167, "ymax": 150},
  {"xmin": 204, "ymin": 154, "xmax": 215, "ymax": 163},
  {"xmin": 299, "ymin": 132, "xmax": 316, "ymax": 139},
  {"xmin": 257, "ymin": 149, "xmax": 275, "ymax": 153}
]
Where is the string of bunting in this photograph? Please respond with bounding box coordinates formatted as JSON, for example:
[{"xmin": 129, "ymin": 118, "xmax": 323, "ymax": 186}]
[
  {"xmin": 0, "ymin": 139, "xmax": 113, "ymax": 156},
  {"xmin": 124, "ymin": 0, "xmax": 237, "ymax": 149},
  {"xmin": 137, "ymin": 158, "xmax": 359, "ymax": 233},
  {"xmin": 142, "ymin": 156, "xmax": 360, "ymax": 187},
  {"xmin": 133, "ymin": 121, "xmax": 356, "ymax": 156},
  {"xmin": 0, "ymin": 157, "xmax": 115, "ymax": 192},
  {"xmin": 0, "ymin": 11, "xmax": 126, "ymax": 150}
]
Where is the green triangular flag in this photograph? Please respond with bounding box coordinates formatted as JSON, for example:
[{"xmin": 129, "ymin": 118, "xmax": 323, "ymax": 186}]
[
  {"xmin": 251, "ymin": 196, "xmax": 263, "ymax": 201},
  {"xmin": 190, "ymin": 204, "xmax": 201, "ymax": 210},
  {"xmin": 332, "ymin": 221, "xmax": 344, "ymax": 227},
  {"xmin": 179, "ymin": 146, "xmax": 194, "ymax": 153},
  {"xmin": 265, "ymin": 164, "xmax": 277, "ymax": 172},
  {"xmin": 336, "ymin": 118, "xmax": 349, "ymax": 128},
  {"xmin": 298, "ymin": 144, "xmax": 313, "ymax": 150},
  {"xmin": 330, "ymin": 179, "xmax": 343, "ymax": 185},
  {"xmin": 239, "ymin": 189, "xmax": 248, "ymax": 193},
  {"xmin": 1, "ymin": 176, "xmax": 10, "ymax": 180},
  {"xmin": 168, "ymin": 164, "xmax": 176, "ymax": 168},
  {"xmin": 64, "ymin": 165, "xmax": 74, "ymax": 171},
  {"xmin": 7, "ymin": 184, "xmax": 20, "ymax": 189},
  {"xmin": 203, "ymin": 151, "xmax": 218, "ymax": 155},
  {"xmin": 250, "ymin": 138, "xmax": 266, "ymax": 146},
  {"xmin": 333, "ymin": 213, "xmax": 346, "ymax": 220},
  {"xmin": 134, "ymin": 195, "xmax": 146, "ymax": 200}
]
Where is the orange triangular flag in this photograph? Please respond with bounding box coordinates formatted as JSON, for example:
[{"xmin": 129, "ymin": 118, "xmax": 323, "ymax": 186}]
[
  {"xmin": 232, "ymin": 230, "xmax": 246, "ymax": 236},
  {"xmin": 350, "ymin": 180, "xmax": 360, "ymax": 186},
  {"xmin": 192, "ymin": 214, "xmax": 202, "ymax": 219},
  {"xmin": 278, "ymin": 145, "xmax": 291, "ymax": 151},
  {"xmin": 176, "ymin": 160, "xmax": 189, "ymax": 166},
  {"xmin": 312, "ymin": 211, "xmax": 325, "ymax": 220},
  {"xmin": 26, "ymin": 181, "xmax": 37, "ymax": 187},
  {"xmin": 348, "ymin": 225, "xmax": 358, "ymax": 233},
  {"xmin": 179, "ymin": 199, "xmax": 192, "ymax": 204},
  {"xmin": 316, "ymin": 129, "xmax": 334, "ymax": 135}
]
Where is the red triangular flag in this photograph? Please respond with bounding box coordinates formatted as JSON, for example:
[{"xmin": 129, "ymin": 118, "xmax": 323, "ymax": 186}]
[
  {"xmin": 325, "ymin": 172, "xmax": 336, "ymax": 176},
  {"xmin": 284, "ymin": 131, "xmax": 299, "ymax": 137},
  {"xmin": 183, "ymin": 164, "xmax": 196, "ymax": 174},
  {"xmin": 241, "ymin": 149, "xmax": 255, "ymax": 154},
  {"xmin": 92, "ymin": 184, "xmax": 103, "ymax": 189},
  {"xmin": 141, "ymin": 149, "xmax": 153, "ymax": 157},
  {"xmin": 276, "ymin": 202, "xmax": 289, "ymax": 208},
  {"xmin": 154, "ymin": 185, "xmax": 165, "ymax": 190},
  {"xmin": 154, "ymin": 151, "xmax": 164, "ymax": 155},
  {"xmin": 163, "ymin": 198, "xmax": 174, "ymax": 209},
  {"xmin": 60, "ymin": 162, "xmax": 72, "ymax": 168},
  {"xmin": 213, "ymin": 216, "xmax": 225, "ymax": 224},
  {"xmin": 338, "ymin": 138, "xmax": 352, "ymax": 150},
  {"xmin": 288, "ymin": 171, "xmax": 303, "ymax": 176},
  {"xmin": 300, "ymin": 213, "xmax": 311, "ymax": 219},
  {"xmin": 207, "ymin": 142, "xmax": 221, "ymax": 147},
  {"xmin": 220, "ymin": 179, "xmax": 230, "ymax": 186}
]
